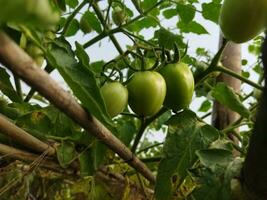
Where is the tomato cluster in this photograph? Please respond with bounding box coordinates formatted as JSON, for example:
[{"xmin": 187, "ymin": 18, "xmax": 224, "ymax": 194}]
[{"xmin": 100, "ymin": 60, "xmax": 195, "ymax": 118}]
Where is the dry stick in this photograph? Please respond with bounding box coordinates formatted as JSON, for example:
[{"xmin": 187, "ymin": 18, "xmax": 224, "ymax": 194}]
[
  {"xmin": 0, "ymin": 143, "xmax": 60, "ymax": 170},
  {"xmin": 0, "ymin": 32, "xmax": 156, "ymax": 184},
  {"xmin": 0, "ymin": 114, "xmax": 55, "ymax": 156}
]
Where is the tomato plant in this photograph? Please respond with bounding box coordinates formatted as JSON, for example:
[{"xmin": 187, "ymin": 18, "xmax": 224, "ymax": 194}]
[
  {"xmin": 127, "ymin": 71, "xmax": 166, "ymax": 117},
  {"xmin": 0, "ymin": 0, "xmax": 266, "ymax": 199}
]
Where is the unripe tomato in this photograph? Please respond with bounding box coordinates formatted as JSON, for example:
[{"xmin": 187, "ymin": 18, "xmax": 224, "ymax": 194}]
[
  {"xmin": 127, "ymin": 71, "xmax": 166, "ymax": 117},
  {"xmin": 219, "ymin": 0, "xmax": 267, "ymax": 43},
  {"xmin": 80, "ymin": 15, "xmax": 92, "ymax": 34},
  {"xmin": 160, "ymin": 62, "xmax": 194, "ymax": 111},
  {"xmin": 112, "ymin": 7, "xmax": 128, "ymax": 26},
  {"xmin": 101, "ymin": 82, "xmax": 128, "ymax": 118},
  {"xmin": 26, "ymin": 43, "xmax": 44, "ymax": 67}
]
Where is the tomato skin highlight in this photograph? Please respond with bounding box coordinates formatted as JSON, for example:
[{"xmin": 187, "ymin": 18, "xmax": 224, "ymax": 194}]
[
  {"xmin": 160, "ymin": 62, "xmax": 194, "ymax": 111},
  {"xmin": 219, "ymin": 0, "xmax": 267, "ymax": 43},
  {"xmin": 127, "ymin": 71, "xmax": 166, "ymax": 117},
  {"xmin": 101, "ymin": 82, "xmax": 128, "ymax": 118}
]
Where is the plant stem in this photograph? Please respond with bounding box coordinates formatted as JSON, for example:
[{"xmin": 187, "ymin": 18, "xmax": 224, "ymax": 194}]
[
  {"xmin": 131, "ymin": 0, "xmax": 143, "ymax": 14},
  {"xmin": 122, "ymin": 29, "xmax": 156, "ymax": 47},
  {"xmin": 131, "ymin": 117, "xmax": 146, "ymax": 153},
  {"xmin": 83, "ymin": 0, "xmax": 164, "ymax": 49},
  {"xmin": 62, "ymin": 0, "xmax": 89, "ymax": 36},
  {"xmin": 24, "ymin": 89, "xmax": 35, "ymax": 102},
  {"xmin": 215, "ymin": 66, "xmax": 264, "ymax": 90},
  {"xmin": 13, "ymin": 73, "xmax": 22, "ymax": 99},
  {"xmin": 136, "ymin": 142, "xmax": 164, "ymax": 155},
  {"xmin": 200, "ymin": 111, "xmax": 211, "ymax": 119},
  {"xmin": 131, "ymin": 107, "xmax": 169, "ymax": 153},
  {"xmin": 24, "ymin": 64, "xmax": 54, "ymax": 102},
  {"xmin": 92, "ymin": 2, "xmax": 124, "ymax": 54},
  {"xmin": 140, "ymin": 156, "xmax": 162, "ymax": 163}
]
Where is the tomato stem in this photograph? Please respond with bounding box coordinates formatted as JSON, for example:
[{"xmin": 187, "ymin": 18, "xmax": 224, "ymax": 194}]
[
  {"xmin": 62, "ymin": 0, "xmax": 89, "ymax": 36},
  {"xmin": 215, "ymin": 65, "xmax": 264, "ymax": 90}
]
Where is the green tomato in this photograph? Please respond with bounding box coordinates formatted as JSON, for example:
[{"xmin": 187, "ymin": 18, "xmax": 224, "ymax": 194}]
[
  {"xmin": 219, "ymin": 0, "xmax": 267, "ymax": 43},
  {"xmin": 112, "ymin": 8, "xmax": 128, "ymax": 26},
  {"xmin": 101, "ymin": 82, "xmax": 128, "ymax": 118},
  {"xmin": 160, "ymin": 62, "xmax": 194, "ymax": 111},
  {"xmin": 26, "ymin": 43, "xmax": 44, "ymax": 67},
  {"xmin": 127, "ymin": 71, "xmax": 166, "ymax": 117},
  {"xmin": 80, "ymin": 15, "xmax": 92, "ymax": 34}
]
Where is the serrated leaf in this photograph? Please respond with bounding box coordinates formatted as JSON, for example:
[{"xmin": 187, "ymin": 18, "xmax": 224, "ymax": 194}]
[
  {"xmin": 128, "ymin": 16, "xmax": 159, "ymax": 32},
  {"xmin": 46, "ymin": 38, "xmax": 114, "ymax": 129},
  {"xmin": 177, "ymin": 21, "xmax": 209, "ymax": 35},
  {"xmin": 177, "ymin": 3, "xmax": 196, "ymax": 24},
  {"xmin": 155, "ymin": 28, "xmax": 184, "ymax": 49},
  {"xmin": 162, "ymin": 9, "xmax": 177, "ymax": 19},
  {"xmin": 0, "ymin": 67, "xmax": 22, "ymax": 102},
  {"xmin": 79, "ymin": 149, "xmax": 95, "ymax": 177},
  {"xmin": 154, "ymin": 110, "xmax": 219, "ymax": 200},
  {"xmin": 65, "ymin": 18, "xmax": 79, "ymax": 37},
  {"xmin": 196, "ymin": 149, "xmax": 233, "ymax": 172},
  {"xmin": 56, "ymin": 0, "xmax": 66, "ymax": 11},
  {"xmin": 211, "ymin": 83, "xmax": 250, "ymax": 118},
  {"xmin": 188, "ymin": 168, "xmax": 231, "ymax": 200},
  {"xmin": 198, "ymin": 100, "xmax": 211, "ymax": 112},
  {"xmin": 75, "ymin": 42, "xmax": 90, "ymax": 66},
  {"xmin": 81, "ymin": 11, "xmax": 102, "ymax": 33},
  {"xmin": 116, "ymin": 116, "xmax": 138, "ymax": 147},
  {"xmin": 66, "ymin": 0, "xmax": 78, "ymax": 8},
  {"xmin": 201, "ymin": 1, "xmax": 221, "ymax": 24},
  {"xmin": 57, "ymin": 141, "xmax": 76, "ymax": 168}
]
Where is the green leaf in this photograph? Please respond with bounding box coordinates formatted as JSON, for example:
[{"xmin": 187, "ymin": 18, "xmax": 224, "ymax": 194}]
[
  {"xmin": 196, "ymin": 149, "xmax": 233, "ymax": 172},
  {"xmin": 75, "ymin": 42, "xmax": 90, "ymax": 66},
  {"xmin": 162, "ymin": 9, "xmax": 177, "ymax": 19},
  {"xmin": 46, "ymin": 38, "xmax": 114, "ymax": 129},
  {"xmin": 128, "ymin": 16, "xmax": 159, "ymax": 32},
  {"xmin": 57, "ymin": 141, "xmax": 76, "ymax": 168},
  {"xmin": 155, "ymin": 28, "xmax": 184, "ymax": 49},
  {"xmin": 154, "ymin": 110, "xmax": 219, "ymax": 200},
  {"xmin": 79, "ymin": 149, "xmax": 95, "ymax": 177},
  {"xmin": 177, "ymin": 3, "xmax": 196, "ymax": 24},
  {"xmin": 15, "ymin": 105, "xmax": 93, "ymax": 145},
  {"xmin": 198, "ymin": 100, "xmax": 211, "ymax": 112},
  {"xmin": 65, "ymin": 18, "xmax": 79, "ymax": 37},
  {"xmin": 81, "ymin": 11, "xmax": 102, "ymax": 33},
  {"xmin": 56, "ymin": 0, "xmax": 66, "ymax": 11},
  {"xmin": 0, "ymin": 67, "xmax": 22, "ymax": 102},
  {"xmin": 201, "ymin": 1, "xmax": 221, "ymax": 24},
  {"xmin": 66, "ymin": 0, "xmax": 78, "ymax": 8},
  {"xmin": 116, "ymin": 116, "xmax": 138, "ymax": 147},
  {"xmin": 188, "ymin": 168, "xmax": 231, "ymax": 200},
  {"xmin": 177, "ymin": 21, "xmax": 209, "ymax": 35},
  {"xmin": 211, "ymin": 83, "xmax": 250, "ymax": 118}
]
